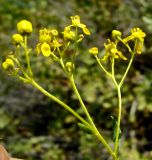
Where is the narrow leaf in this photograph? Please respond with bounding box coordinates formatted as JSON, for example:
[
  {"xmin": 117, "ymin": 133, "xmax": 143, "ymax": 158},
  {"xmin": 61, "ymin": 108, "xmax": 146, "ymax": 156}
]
[
  {"xmin": 78, "ymin": 123, "xmax": 92, "ymax": 134},
  {"xmin": 110, "ymin": 116, "xmax": 122, "ymax": 142}
]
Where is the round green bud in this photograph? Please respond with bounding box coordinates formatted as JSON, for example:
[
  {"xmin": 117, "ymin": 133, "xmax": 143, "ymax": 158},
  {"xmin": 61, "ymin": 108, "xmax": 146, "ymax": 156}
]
[
  {"xmin": 111, "ymin": 30, "xmax": 121, "ymax": 40},
  {"xmin": 12, "ymin": 34, "xmax": 23, "ymax": 45},
  {"xmin": 2, "ymin": 58, "xmax": 15, "ymax": 71},
  {"xmin": 17, "ymin": 20, "xmax": 33, "ymax": 35}
]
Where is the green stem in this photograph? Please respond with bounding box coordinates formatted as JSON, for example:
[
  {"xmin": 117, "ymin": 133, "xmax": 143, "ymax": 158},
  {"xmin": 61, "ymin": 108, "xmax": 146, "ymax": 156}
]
[
  {"xmin": 119, "ymin": 52, "xmax": 135, "ymax": 87},
  {"xmin": 114, "ymin": 85, "xmax": 121, "ymax": 157},
  {"xmin": 69, "ymin": 74, "xmax": 115, "ymax": 159},
  {"xmin": 72, "ymin": 26, "xmax": 78, "ymax": 63},
  {"xmin": 30, "ymin": 79, "xmax": 90, "ymax": 127},
  {"xmin": 69, "ymin": 74, "xmax": 94, "ymax": 126},
  {"xmin": 59, "ymin": 58, "xmax": 68, "ymax": 74},
  {"xmin": 95, "ymin": 55, "xmax": 112, "ymax": 78},
  {"xmin": 24, "ymin": 35, "xmax": 33, "ymax": 77},
  {"xmin": 111, "ymin": 58, "xmax": 118, "ymax": 87},
  {"xmin": 114, "ymin": 52, "xmax": 135, "ymax": 158}
]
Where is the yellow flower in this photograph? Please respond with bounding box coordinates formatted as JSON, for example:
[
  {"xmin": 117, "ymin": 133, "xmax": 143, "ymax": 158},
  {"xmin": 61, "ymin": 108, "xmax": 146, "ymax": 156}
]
[
  {"xmin": 123, "ymin": 28, "xmax": 146, "ymax": 54},
  {"xmin": 131, "ymin": 28, "xmax": 146, "ymax": 41},
  {"xmin": 12, "ymin": 34, "xmax": 23, "ymax": 45},
  {"xmin": 36, "ymin": 28, "xmax": 61, "ymax": 57},
  {"xmin": 89, "ymin": 47, "xmax": 98, "ymax": 55},
  {"xmin": 2, "ymin": 58, "xmax": 15, "ymax": 71},
  {"xmin": 131, "ymin": 28, "xmax": 146, "ymax": 54},
  {"xmin": 52, "ymin": 39, "xmax": 62, "ymax": 48},
  {"xmin": 17, "ymin": 20, "xmax": 32, "ymax": 35},
  {"xmin": 39, "ymin": 28, "xmax": 51, "ymax": 43},
  {"xmin": 70, "ymin": 15, "xmax": 90, "ymax": 35},
  {"xmin": 36, "ymin": 42, "xmax": 51, "ymax": 57},
  {"xmin": 62, "ymin": 26, "xmax": 76, "ymax": 40},
  {"xmin": 102, "ymin": 39, "xmax": 127, "ymax": 61}
]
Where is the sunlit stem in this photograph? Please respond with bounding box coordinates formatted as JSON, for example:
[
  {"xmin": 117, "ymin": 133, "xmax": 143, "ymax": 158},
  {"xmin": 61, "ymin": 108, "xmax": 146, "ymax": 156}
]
[
  {"xmin": 114, "ymin": 85, "xmax": 121, "ymax": 157},
  {"xmin": 72, "ymin": 26, "xmax": 78, "ymax": 63},
  {"xmin": 95, "ymin": 55, "xmax": 112, "ymax": 78},
  {"xmin": 114, "ymin": 52, "xmax": 135, "ymax": 158},
  {"xmin": 28, "ymin": 78, "xmax": 91, "ymax": 128},
  {"xmin": 69, "ymin": 74, "xmax": 115, "ymax": 159},
  {"xmin": 111, "ymin": 58, "xmax": 118, "ymax": 87},
  {"xmin": 119, "ymin": 51, "xmax": 135, "ymax": 88},
  {"xmin": 59, "ymin": 58, "xmax": 68, "ymax": 74}
]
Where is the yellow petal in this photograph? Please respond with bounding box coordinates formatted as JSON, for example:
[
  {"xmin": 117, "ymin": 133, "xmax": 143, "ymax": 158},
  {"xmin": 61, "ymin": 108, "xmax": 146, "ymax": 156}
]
[
  {"xmin": 101, "ymin": 55, "xmax": 109, "ymax": 61},
  {"xmin": 35, "ymin": 43, "xmax": 41, "ymax": 55},
  {"xmin": 117, "ymin": 51, "xmax": 127, "ymax": 60},
  {"xmin": 78, "ymin": 23, "xmax": 86, "ymax": 29},
  {"xmin": 82, "ymin": 27, "xmax": 91, "ymax": 35},
  {"xmin": 41, "ymin": 43, "xmax": 51, "ymax": 57},
  {"xmin": 122, "ymin": 35, "xmax": 134, "ymax": 43},
  {"xmin": 135, "ymin": 40, "xmax": 143, "ymax": 54}
]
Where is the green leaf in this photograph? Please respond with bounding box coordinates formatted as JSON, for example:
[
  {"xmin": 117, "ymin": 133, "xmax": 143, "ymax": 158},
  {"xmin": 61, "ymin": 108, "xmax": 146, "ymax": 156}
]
[
  {"xmin": 78, "ymin": 123, "xmax": 92, "ymax": 134},
  {"xmin": 110, "ymin": 116, "xmax": 122, "ymax": 142}
]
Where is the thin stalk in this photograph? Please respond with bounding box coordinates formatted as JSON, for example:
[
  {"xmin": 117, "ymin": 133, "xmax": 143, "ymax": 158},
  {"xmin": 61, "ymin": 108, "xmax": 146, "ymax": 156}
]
[
  {"xmin": 72, "ymin": 26, "xmax": 78, "ymax": 63},
  {"xmin": 95, "ymin": 55, "xmax": 112, "ymax": 78},
  {"xmin": 69, "ymin": 74, "xmax": 115, "ymax": 159},
  {"xmin": 24, "ymin": 35, "xmax": 33, "ymax": 77},
  {"xmin": 30, "ymin": 79, "xmax": 90, "ymax": 127},
  {"xmin": 114, "ymin": 85, "xmax": 121, "ymax": 157},
  {"xmin": 96, "ymin": 131, "xmax": 116, "ymax": 159},
  {"xmin": 111, "ymin": 58, "xmax": 118, "ymax": 87},
  {"xmin": 114, "ymin": 52, "xmax": 135, "ymax": 157},
  {"xmin": 69, "ymin": 74, "xmax": 95, "ymax": 126},
  {"xmin": 119, "ymin": 52, "xmax": 135, "ymax": 87},
  {"xmin": 59, "ymin": 58, "xmax": 68, "ymax": 74}
]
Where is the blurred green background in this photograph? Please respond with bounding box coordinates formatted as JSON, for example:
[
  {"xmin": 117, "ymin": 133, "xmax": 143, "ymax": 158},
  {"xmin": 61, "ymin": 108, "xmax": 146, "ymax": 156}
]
[{"xmin": 1, "ymin": 0, "xmax": 152, "ymax": 159}]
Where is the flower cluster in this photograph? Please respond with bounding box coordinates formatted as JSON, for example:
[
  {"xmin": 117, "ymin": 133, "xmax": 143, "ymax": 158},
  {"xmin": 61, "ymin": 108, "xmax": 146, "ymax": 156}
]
[
  {"xmin": 89, "ymin": 27, "xmax": 146, "ymax": 62},
  {"xmin": 62, "ymin": 15, "xmax": 90, "ymax": 41},
  {"xmin": 102, "ymin": 39, "xmax": 127, "ymax": 61},
  {"xmin": 11, "ymin": 20, "xmax": 32, "ymax": 46},
  {"xmin": 35, "ymin": 28, "xmax": 61, "ymax": 57},
  {"xmin": 70, "ymin": 15, "xmax": 90, "ymax": 35},
  {"xmin": 2, "ymin": 20, "xmax": 33, "ymax": 72},
  {"xmin": 123, "ymin": 28, "xmax": 146, "ymax": 54},
  {"xmin": 35, "ymin": 15, "xmax": 90, "ymax": 59}
]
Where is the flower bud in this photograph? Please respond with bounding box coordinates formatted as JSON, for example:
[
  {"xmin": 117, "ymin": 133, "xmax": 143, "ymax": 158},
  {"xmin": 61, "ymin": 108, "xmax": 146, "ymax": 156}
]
[
  {"xmin": 112, "ymin": 30, "xmax": 121, "ymax": 40},
  {"xmin": 77, "ymin": 34, "xmax": 84, "ymax": 43},
  {"xmin": 50, "ymin": 29, "xmax": 58, "ymax": 37},
  {"xmin": 65, "ymin": 62, "xmax": 74, "ymax": 73},
  {"xmin": 12, "ymin": 34, "xmax": 23, "ymax": 45},
  {"xmin": 2, "ymin": 58, "xmax": 14, "ymax": 71},
  {"xmin": 89, "ymin": 47, "xmax": 98, "ymax": 55},
  {"xmin": 17, "ymin": 20, "xmax": 33, "ymax": 35},
  {"xmin": 39, "ymin": 28, "xmax": 51, "ymax": 43}
]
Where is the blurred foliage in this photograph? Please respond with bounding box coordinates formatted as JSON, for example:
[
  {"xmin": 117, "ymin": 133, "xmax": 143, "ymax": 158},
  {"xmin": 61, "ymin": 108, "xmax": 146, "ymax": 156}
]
[{"xmin": 0, "ymin": 0, "xmax": 152, "ymax": 159}]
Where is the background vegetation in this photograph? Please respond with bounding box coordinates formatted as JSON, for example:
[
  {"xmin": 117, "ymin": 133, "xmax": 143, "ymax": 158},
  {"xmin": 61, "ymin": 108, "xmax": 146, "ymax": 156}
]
[{"xmin": 0, "ymin": 0, "xmax": 152, "ymax": 159}]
